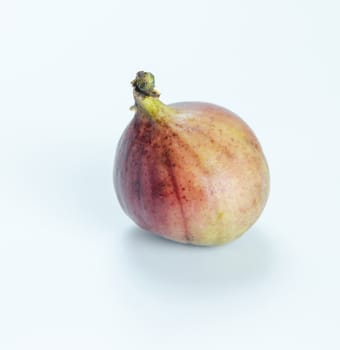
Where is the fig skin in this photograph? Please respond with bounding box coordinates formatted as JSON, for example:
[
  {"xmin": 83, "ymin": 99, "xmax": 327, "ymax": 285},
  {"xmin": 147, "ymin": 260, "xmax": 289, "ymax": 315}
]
[{"xmin": 114, "ymin": 72, "xmax": 269, "ymax": 246}]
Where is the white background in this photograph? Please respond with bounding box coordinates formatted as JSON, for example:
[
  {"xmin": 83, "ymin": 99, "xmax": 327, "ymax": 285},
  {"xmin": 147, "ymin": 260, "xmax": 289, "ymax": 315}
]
[{"xmin": 1, "ymin": 0, "xmax": 339, "ymax": 349}]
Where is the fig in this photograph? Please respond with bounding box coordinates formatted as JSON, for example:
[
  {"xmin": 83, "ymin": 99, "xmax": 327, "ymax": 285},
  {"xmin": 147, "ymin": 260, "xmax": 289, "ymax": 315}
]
[{"xmin": 114, "ymin": 71, "xmax": 269, "ymax": 246}]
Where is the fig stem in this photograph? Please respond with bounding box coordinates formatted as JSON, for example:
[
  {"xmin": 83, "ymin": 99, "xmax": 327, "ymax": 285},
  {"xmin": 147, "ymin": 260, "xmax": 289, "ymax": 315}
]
[
  {"xmin": 131, "ymin": 71, "xmax": 174, "ymax": 122},
  {"xmin": 131, "ymin": 71, "xmax": 160, "ymax": 97}
]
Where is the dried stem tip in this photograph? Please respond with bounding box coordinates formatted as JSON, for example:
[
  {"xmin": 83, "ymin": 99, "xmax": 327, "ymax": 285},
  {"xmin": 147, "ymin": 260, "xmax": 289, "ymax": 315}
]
[{"xmin": 131, "ymin": 71, "xmax": 160, "ymax": 97}]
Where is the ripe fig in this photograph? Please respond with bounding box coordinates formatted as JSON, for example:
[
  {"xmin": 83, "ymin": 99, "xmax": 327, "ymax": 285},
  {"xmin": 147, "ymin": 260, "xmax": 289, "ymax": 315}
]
[{"xmin": 114, "ymin": 71, "xmax": 269, "ymax": 246}]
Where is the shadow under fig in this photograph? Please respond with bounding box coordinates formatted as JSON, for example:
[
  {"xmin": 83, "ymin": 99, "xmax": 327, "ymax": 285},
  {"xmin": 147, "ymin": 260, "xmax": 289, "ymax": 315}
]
[{"xmin": 123, "ymin": 225, "xmax": 276, "ymax": 295}]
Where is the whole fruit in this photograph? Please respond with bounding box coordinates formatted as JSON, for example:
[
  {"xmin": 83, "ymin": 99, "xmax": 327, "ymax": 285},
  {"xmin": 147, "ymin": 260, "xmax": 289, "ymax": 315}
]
[{"xmin": 114, "ymin": 71, "xmax": 269, "ymax": 245}]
